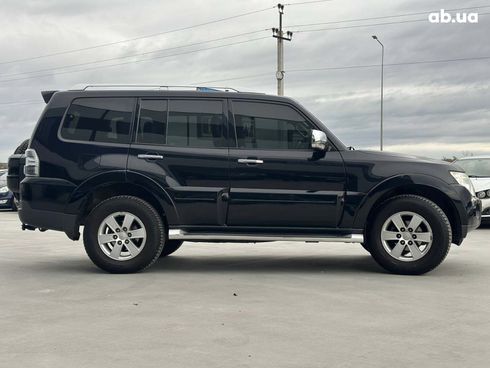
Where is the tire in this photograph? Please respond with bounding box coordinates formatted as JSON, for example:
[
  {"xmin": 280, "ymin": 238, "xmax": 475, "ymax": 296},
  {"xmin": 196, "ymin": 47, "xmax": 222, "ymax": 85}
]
[
  {"xmin": 360, "ymin": 242, "xmax": 371, "ymax": 253},
  {"xmin": 160, "ymin": 240, "xmax": 184, "ymax": 257},
  {"xmin": 83, "ymin": 196, "xmax": 165, "ymax": 273},
  {"xmin": 11, "ymin": 199, "xmax": 18, "ymax": 212},
  {"xmin": 14, "ymin": 139, "xmax": 30, "ymax": 154},
  {"xmin": 366, "ymin": 195, "xmax": 452, "ymax": 275}
]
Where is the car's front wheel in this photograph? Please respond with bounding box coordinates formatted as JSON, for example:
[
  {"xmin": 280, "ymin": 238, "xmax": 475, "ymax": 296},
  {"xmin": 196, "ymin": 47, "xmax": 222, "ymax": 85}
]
[
  {"xmin": 83, "ymin": 196, "xmax": 165, "ymax": 273},
  {"xmin": 366, "ymin": 195, "xmax": 452, "ymax": 275}
]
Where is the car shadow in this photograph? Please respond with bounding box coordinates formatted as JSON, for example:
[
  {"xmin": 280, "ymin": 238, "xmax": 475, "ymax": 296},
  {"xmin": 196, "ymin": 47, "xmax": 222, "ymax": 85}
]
[
  {"xmin": 24, "ymin": 246, "xmax": 479, "ymax": 276},
  {"xmin": 27, "ymin": 252, "xmax": 387, "ymax": 275},
  {"xmin": 150, "ymin": 253, "xmax": 384, "ymax": 275}
]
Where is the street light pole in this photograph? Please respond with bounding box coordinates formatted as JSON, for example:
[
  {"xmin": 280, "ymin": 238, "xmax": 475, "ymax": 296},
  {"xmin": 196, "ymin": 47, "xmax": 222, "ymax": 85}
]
[{"xmin": 372, "ymin": 35, "xmax": 384, "ymax": 151}]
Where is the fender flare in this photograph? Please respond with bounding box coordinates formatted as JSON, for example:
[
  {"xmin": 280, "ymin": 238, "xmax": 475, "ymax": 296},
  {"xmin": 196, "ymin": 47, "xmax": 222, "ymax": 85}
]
[
  {"xmin": 351, "ymin": 173, "xmax": 461, "ymax": 229},
  {"xmin": 65, "ymin": 170, "xmax": 179, "ymax": 224}
]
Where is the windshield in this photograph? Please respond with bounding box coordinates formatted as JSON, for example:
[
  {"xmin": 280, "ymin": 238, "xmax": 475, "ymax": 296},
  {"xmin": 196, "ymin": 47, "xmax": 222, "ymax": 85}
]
[{"xmin": 456, "ymin": 158, "xmax": 490, "ymax": 177}]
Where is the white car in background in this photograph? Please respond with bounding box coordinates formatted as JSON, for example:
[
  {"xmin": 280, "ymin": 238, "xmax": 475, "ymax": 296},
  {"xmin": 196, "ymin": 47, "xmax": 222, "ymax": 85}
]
[{"xmin": 455, "ymin": 156, "xmax": 490, "ymax": 224}]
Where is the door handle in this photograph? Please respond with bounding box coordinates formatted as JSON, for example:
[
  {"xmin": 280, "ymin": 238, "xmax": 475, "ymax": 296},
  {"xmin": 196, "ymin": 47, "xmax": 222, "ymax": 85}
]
[
  {"xmin": 237, "ymin": 158, "xmax": 264, "ymax": 165},
  {"xmin": 138, "ymin": 154, "xmax": 164, "ymax": 160}
]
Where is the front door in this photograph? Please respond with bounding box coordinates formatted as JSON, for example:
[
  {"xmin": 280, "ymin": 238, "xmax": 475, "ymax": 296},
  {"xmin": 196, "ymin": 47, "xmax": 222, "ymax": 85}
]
[
  {"xmin": 226, "ymin": 100, "xmax": 345, "ymax": 228},
  {"xmin": 127, "ymin": 98, "xmax": 230, "ymax": 226}
]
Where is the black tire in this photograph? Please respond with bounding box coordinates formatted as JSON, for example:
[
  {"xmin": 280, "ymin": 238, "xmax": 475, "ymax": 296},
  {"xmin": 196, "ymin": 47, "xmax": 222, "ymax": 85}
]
[
  {"xmin": 83, "ymin": 196, "xmax": 165, "ymax": 273},
  {"xmin": 360, "ymin": 242, "xmax": 370, "ymax": 253},
  {"xmin": 366, "ymin": 195, "xmax": 452, "ymax": 275},
  {"xmin": 160, "ymin": 240, "xmax": 184, "ymax": 257},
  {"xmin": 14, "ymin": 139, "xmax": 30, "ymax": 154},
  {"xmin": 11, "ymin": 199, "xmax": 18, "ymax": 212}
]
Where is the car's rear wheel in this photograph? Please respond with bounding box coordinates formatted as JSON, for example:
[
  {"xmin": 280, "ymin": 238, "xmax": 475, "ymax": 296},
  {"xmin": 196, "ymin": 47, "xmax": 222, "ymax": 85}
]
[
  {"xmin": 83, "ymin": 196, "xmax": 165, "ymax": 273},
  {"xmin": 366, "ymin": 195, "xmax": 451, "ymax": 275},
  {"xmin": 160, "ymin": 240, "xmax": 184, "ymax": 257}
]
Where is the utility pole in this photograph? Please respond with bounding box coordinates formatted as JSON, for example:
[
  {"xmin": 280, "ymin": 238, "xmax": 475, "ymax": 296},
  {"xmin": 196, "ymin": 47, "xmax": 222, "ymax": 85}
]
[
  {"xmin": 372, "ymin": 35, "xmax": 384, "ymax": 151},
  {"xmin": 272, "ymin": 4, "xmax": 293, "ymax": 96}
]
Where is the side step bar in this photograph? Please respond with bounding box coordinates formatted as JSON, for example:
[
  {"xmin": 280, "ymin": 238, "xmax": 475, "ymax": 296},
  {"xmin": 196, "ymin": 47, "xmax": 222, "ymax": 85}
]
[{"xmin": 168, "ymin": 229, "xmax": 364, "ymax": 243}]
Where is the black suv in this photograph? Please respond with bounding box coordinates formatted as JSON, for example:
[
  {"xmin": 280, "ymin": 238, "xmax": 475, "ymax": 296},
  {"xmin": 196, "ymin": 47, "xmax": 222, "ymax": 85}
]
[{"xmin": 7, "ymin": 85, "xmax": 481, "ymax": 274}]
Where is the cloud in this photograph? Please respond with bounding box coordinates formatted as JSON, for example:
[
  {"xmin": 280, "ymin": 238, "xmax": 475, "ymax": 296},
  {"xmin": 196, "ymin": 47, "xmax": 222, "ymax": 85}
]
[{"xmin": 0, "ymin": 0, "xmax": 489, "ymax": 161}]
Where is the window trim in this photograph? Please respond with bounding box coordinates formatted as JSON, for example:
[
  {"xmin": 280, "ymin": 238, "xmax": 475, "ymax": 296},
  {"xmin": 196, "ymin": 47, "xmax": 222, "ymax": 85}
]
[
  {"xmin": 133, "ymin": 97, "xmax": 229, "ymax": 149},
  {"xmin": 229, "ymin": 99, "xmax": 324, "ymax": 152},
  {"xmin": 57, "ymin": 96, "xmax": 137, "ymax": 147}
]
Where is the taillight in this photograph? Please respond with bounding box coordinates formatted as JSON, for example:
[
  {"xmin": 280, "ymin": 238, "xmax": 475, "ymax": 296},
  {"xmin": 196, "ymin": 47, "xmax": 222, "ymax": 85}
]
[{"xmin": 24, "ymin": 148, "xmax": 39, "ymax": 177}]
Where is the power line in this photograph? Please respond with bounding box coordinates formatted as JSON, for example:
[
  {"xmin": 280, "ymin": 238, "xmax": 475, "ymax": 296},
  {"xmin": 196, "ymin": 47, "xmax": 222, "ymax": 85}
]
[
  {"xmin": 0, "ymin": 99, "xmax": 39, "ymax": 105},
  {"xmin": 2, "ymin": 54, "xmax": 490, "ymax": 106},
  {"xmin": 294, "ymin": 12, "xmax": 490, "ymax": 33},
  {"xmin": 0, "ymin": 29, "xmax": 268, "ymax": 79},
  {"xmin": 194, "ymin": 73, "xmax": 272, "ymax": 85},
  {"xmin": 0, "ymin": 102, "xmax": 44, "ymax": 109},
  {"xmin": 287, "ymin": 55, "xmax": 490, "ymax": 71},
  {"xmin": 0, "ymin": 6, "xmax": 275, "ymax": 66},
  {"xmin": 287, "ymin": 5, "xmax": 490, "ymax": 27},
  {"xmin": 193, "ymin": 54, "xmax": 490, "ymax": 84},
  {"xmin": 284, "ymin": 0, "xmax": 333, "ymax": 6},
  {"xmin": 295, "ymin": 18, "xmax": 427, "ymax": 32},
  {"xmin": 0, "ymin": 36, "xmax": 270, "ymax": 84}
]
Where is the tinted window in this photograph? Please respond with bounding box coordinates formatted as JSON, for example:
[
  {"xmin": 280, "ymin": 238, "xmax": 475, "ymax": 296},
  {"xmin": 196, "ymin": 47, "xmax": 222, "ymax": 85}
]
[
  {"xmin": 137, "ymin": 99, "xmax": 167, "ymax": 145},
  {"xmin": 61, "ymin": 98, "xmax": 134, "ymax": 144},
  {"xmin": 233, "ymin": 101, "xmax": 313, "ymax": 149},
  {"xmin": 166, "ymin": 100, "xmax": 227, "ymax": 148}
]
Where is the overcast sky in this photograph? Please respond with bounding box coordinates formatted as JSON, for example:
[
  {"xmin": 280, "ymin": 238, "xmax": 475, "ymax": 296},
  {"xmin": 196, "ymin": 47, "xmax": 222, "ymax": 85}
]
[{"xmin": 0, "ymin": 0, "xmax": 489, "ymax": 161}]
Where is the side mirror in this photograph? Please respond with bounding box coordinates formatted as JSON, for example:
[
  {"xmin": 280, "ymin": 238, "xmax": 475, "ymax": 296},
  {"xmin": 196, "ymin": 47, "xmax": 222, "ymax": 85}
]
[{"xmin": 311, "ymin": 129, "xmax": 327, "ymax": 151}]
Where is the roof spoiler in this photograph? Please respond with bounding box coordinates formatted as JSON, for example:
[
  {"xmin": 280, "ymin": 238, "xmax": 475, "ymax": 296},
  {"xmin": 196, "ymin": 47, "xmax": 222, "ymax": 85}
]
[{"xmin": 41, "ymin": 90, "xmax": 58, "ymax": 103}]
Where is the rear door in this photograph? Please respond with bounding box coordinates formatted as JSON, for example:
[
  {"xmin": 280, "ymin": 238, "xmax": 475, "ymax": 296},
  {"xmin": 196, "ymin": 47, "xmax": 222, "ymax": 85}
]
[
  {"xmin": 127, "ymin": 98, "xmax": 230, "ymax": 226},
  {"xmin": 227, "ymin": 99, "xmax": 345, "ymax": 228}
]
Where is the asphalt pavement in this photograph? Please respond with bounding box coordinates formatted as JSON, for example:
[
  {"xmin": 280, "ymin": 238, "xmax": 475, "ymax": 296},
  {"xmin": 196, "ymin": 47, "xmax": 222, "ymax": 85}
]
[{"xmin": 1, "ymin": 209, "xmax": 489, "ymax": 368}]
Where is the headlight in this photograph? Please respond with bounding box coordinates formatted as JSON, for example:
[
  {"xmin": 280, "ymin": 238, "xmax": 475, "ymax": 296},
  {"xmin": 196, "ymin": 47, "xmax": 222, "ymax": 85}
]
[
  {"xmin": 477, "ymin": 191, "xmax": 487, "ymax": 199},
  {"xmin": 0, "ymin": 186, "xmax": 9, "ymax": 193},
  {"xmin": 450, "ymin": 171, "xmax": 476, "ymax": 196},
  {"xmin": 487, "ymin": 190, "xmax": 490, "ymax": 198}
]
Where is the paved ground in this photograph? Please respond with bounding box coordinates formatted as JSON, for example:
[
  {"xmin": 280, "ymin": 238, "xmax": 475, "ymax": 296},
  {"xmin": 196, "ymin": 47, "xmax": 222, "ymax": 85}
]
[{"xmin": 0, "ymin": 209, "xmax": 489, "ymax": 368}]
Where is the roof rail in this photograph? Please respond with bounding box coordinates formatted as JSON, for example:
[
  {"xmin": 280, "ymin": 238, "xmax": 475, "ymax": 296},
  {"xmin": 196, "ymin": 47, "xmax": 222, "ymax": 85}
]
[{"xmin": 69, "ymin": 84, "xmax": 239, "ymax": 92}]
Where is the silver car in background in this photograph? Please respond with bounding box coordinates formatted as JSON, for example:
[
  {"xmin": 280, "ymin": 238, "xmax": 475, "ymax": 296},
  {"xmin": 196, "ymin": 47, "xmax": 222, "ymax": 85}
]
[{"xmin": 455, "ymin": 156, "xmax": 490, "ymax": 224}]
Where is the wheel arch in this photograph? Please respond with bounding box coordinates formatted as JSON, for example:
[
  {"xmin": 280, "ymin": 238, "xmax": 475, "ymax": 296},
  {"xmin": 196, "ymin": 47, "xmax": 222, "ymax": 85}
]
[
  {"xmin": 354, "ymin": 175, "xmax": 463, "ymax": 244},
  {"xmin": 67, "ymin": 171, "xmax": 179, "ymax": 228}
]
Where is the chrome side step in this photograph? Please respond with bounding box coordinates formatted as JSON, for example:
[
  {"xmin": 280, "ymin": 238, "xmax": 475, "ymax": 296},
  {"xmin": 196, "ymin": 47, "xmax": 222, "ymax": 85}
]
[{"xmin": 168, "ymin": 229, "xmax": 364, "ymax": 243}]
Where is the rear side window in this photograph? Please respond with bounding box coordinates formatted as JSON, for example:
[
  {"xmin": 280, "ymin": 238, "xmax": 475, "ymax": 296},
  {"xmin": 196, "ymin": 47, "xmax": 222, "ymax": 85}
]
[
  {"xmin": 60, "ymin": 98, "xmax": 134, "ymax": 144},
  {"xmin": 137, "ymin": 100, "xmax": 168, "ymax": 145},
  {"xmin": 232, "ymin": 101, "xmax": 313, "ymax": 150},
  {"xmin": 136, "ymin": 99, "xmax": 227, "ymax": 148}
]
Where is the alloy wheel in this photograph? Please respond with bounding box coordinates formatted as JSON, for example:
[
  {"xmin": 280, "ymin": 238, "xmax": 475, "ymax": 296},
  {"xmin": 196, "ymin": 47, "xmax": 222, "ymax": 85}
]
[
  {"xmin": 380, "ymin": 211, "xmax": 433, "ymax": 262},
  {"xmin": 97, "ymin": 211, "xmax": 147, "ymax": 261}
]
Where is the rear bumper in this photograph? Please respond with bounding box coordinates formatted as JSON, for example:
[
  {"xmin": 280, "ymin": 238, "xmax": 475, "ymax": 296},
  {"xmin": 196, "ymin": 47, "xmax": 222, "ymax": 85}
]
[
  {"xmin": 18, "ymin": 176, "xmax": 79, "ymax": 240},
  {"xmin": 19, "ymin": 201, "xmax": 79, "ymax": 240}
]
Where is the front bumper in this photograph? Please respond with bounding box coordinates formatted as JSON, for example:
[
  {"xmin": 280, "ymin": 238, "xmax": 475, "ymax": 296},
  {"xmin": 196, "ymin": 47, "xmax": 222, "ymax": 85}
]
[
  {"xmin": 481, "ymin": 198, "xmax": 490, "ymax": 222},
  {"xmin": 480, "ymin": 198, "xmax": 490, "ymax": 219},
  {"xmin": 450, "ymin": 184, "xmax": 481, "ymax": 244},
  {"xmin": 0, "ymin": 191, "xmax": 14, "ymax": 208}
]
